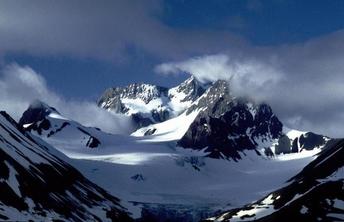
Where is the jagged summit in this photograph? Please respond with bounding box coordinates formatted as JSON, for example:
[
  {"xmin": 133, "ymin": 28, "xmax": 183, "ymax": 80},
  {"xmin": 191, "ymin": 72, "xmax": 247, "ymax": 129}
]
[
  {"xmin": 97, "ymin": 75, "xmax": 208, "ymax": 128},
  {"xmin": 98, "ymin": 83, "xmax": 169, "ymax": 107},
  {"xmin": 19, "ymin": 100, "xmax": 59, "ymax": 126},
  {"xmin": 169, "ymin": 75, "xmax": 207, "ymax": 104}
]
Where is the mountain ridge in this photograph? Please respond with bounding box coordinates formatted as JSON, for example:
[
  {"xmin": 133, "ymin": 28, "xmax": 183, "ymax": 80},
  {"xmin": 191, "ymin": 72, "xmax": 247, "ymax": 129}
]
[{"xmin": 206, "ymin": 139, "xmax": 344, "ymax": 221}]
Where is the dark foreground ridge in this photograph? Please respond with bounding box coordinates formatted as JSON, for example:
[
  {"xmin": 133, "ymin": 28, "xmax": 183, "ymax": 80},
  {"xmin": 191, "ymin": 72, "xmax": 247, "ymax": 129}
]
[
  {"xmin": 0, "ymin": 111, "xmax": 132, "ymax": 221},
  {"xmin": 206, "ymin": 139, "xmax": 344, "ymax": 221}
]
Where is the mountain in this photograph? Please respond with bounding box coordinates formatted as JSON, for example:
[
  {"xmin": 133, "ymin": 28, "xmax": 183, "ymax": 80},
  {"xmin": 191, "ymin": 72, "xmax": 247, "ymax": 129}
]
[
  {"xmin": 24, "ymin": 79, "xmax": 327, "ymax": 161},
  {"xmin": 97, "ymin": 76, "xmax": 207, "ymax": 128},
  {"xmin": 206, "ymin": 139, "xmax": 344, "ymax": 221},
  {"xmin": 129, "ymin": 78, "xmax": 329, "ymax": 160},
  {"xmin": 20, "ymin": 100, "xmax": 103, "ymax": 149},
  {"xmin": 0, "ymin": 111, "xmax": 132, "ymax": 221},
  {"xmin": 178, "ymin": 80, "xmax": 283, "ymax": 160}
]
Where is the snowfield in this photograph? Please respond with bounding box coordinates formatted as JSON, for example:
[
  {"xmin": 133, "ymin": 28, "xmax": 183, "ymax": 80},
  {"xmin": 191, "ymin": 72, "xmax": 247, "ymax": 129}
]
[{"xmin": 30, "ymin": 111, "xmax": 324, "ymax": 219}]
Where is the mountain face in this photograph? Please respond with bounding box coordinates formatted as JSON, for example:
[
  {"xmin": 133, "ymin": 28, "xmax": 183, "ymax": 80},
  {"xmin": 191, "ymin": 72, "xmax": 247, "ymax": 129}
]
[
  {"xmin": 0, "ymin": 111, "xmax": 132, "ymax": 221},
  {"xmin": 274, "ymin": 131, "xmax": 328, "ymax": 155},
  {"xmin": 178, "ymin": 80, "xmax": 283, "ymax": 160},
  {"xmin": 97, "ymin": 76, "xmax": 206, "ymax": 128},
  {"xmin": 177, "ymin": 80, "xmax": 329, "ymax": 159},
  {"xmin": 207, "ymin": 139, "xmax": 344, "ymax": 222}
]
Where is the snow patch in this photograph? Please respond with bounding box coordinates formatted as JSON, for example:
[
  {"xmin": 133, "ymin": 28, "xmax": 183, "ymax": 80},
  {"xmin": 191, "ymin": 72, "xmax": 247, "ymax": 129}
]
[{"xmin": 132, "ymin": 110, "xmax": 200, "ymax": 142}]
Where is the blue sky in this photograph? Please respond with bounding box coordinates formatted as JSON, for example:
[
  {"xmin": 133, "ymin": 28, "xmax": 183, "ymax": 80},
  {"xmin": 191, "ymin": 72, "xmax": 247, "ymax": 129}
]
[
  {"xmin": 2, "ymin": 0, "xmax": 344, "ymax": 136},
  {"xmin": 2, "ymin": 0, "xmax": 344, "ymax": 100}
]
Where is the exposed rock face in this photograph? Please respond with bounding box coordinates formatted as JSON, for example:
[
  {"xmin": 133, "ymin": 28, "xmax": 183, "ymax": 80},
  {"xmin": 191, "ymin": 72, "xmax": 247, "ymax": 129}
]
[
  {"xmin": 178, "ymin": 80, "xmax": 283, "ymax": 159},
  {"xmin": 97, "ymin": 76, "xmax": 207, "ymax": 128},
  {"xmin": 169, "ymin": 75, "xmax": 206, "ymax": 104},
  {"xmin": 299, "ymin": 132, "xmax": 327, "ymax": 150},
  {"xmin": 276, "ymin": 132, "xmax": 328, "ymax": 155},
  {"xmin": 98, "ymin": 83, "xmax": 169, "ymax": 113},
  {"xmin": 19, "ymin": 100, "xmax": 58, "ymax": 126},
  {"xmin": 0, "ymin": 111, "xmax": 132, "ymax": 221},
  {"xmin": 275, "ymin": 135, "xmax": 292, "ymax": 154},
  {"xmin": 98, "ymin": 83, "xmax": 169, "ymax": 127}
]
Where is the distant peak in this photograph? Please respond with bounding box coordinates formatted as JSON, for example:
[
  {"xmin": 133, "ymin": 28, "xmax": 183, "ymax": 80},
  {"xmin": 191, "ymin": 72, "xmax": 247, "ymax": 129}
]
[
  {"xmin": 184, "ymin": 75, "xmax": 200, "ymax": 84},
  {"xmin": 19, "ymin": 100, "xmax": 59, "ymax": 126}
]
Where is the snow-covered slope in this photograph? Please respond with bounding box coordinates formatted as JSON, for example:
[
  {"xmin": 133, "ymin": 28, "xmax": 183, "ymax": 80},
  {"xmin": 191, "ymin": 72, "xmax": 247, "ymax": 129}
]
[
  {"xmin": 207, "ymin": 139, "xmax": 344, "ymax": 222},
  {"xmin": 0, "ymin": 111, "xmax": 131, "ymax": 221},
  {"xmin": 131, "ymin": 109, "xmax": 200, "ymax": 142}
]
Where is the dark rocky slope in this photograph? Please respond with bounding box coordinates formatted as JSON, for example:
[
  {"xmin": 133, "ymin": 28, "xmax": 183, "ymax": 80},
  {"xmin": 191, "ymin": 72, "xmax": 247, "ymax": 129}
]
[
  {"xmin": 0, "ymin": 111, "xmax": 132, "ymax": 221},
  {"xmin": 206, "ymin": 139, "xmax": 344, "ymax": 221}
]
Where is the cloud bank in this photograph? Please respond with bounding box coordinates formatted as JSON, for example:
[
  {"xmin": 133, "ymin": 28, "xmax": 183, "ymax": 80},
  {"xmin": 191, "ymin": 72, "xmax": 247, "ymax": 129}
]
[
  {"xmin": 156, "ymin": 31, "xmax": 344, "ymax": 138},
  {"xmin": 0, "ymin": 64, "xmax": 132, "ymax": 134},
  {"xmin": 0, "ymin": 0, "xmax": 244, "ymax": 61}
]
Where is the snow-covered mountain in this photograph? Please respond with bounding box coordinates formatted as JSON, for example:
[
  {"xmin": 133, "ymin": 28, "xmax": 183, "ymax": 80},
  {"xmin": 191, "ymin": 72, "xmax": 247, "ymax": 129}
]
[
  {"xmin": 0, "ymin": 111, "xmax": 131, "ymax": 221},
  {"xmin": 23, "ymin": 81, "xmax": 328, "ymax": 162},
  {"xmin": 130, "ymin": 78, "xmax": 329, "ymax": 159},
  {"xmin": 20, "ymin": 100, "xmax": 104, "ymax": 149},
  {"xmin": 98, "ymin": 76, "xmax": 207, "ymax": 128},
  {"xmin": 207, "ymin": 139, "xmax": 344, "ymax": 221},
  {"xmin": 177, "ymin": 80, "xmax": 283, "ymax": 159}
]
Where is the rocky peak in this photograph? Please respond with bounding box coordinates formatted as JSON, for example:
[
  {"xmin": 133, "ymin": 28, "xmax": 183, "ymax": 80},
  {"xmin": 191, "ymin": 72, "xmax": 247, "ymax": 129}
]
[
  {"xmin": 97, "ymin": 76, "xmax": 210, "ymax": 128},
  {"xmin": 19, "ymin": 100, "xmax": 58, "ymax": 126},
  {"xmin": 98, "ymin": 83, "xmax": 168, "ymax": 109},
  {"xmin": 168, "ymin": 75, "xmax": 207, "ymax": 103},
  {"xmin": 178, "ymin": 80, "xmax": 284, "ymax": 159},
  {"xmin": 186, "ymin": 79, "xmax": 232, "ymax": 116}
]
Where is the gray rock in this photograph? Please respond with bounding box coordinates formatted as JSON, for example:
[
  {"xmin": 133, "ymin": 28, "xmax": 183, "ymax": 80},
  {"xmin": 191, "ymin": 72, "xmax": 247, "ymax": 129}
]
[{"xmin": 275, "ymin": 135, "xmax": 292, "ymax": 154}]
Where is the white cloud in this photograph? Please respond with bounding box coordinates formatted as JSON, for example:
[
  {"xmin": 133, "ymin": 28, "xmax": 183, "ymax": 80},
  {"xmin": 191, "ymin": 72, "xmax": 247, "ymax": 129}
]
[
  {"xmin": 0, "ymin": 64, "xmax": 132, "ymax": 134},
  {"xmin": 155, "ymin": 32, "xmax": 344, "ymax": 138},
  {"xmin": 155, "ymin": 54, "xmax": 283, "ymax": 101}
]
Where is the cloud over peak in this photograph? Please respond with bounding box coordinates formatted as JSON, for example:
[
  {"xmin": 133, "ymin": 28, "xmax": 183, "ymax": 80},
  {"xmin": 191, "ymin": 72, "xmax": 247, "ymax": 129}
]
[
  {"xmin": 155, "ymin": 54, "xmax": 282, "ymax": 95},
  {"xmin": 155, "ymin": 31, "xmax": 344, "ymax": 137}
]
